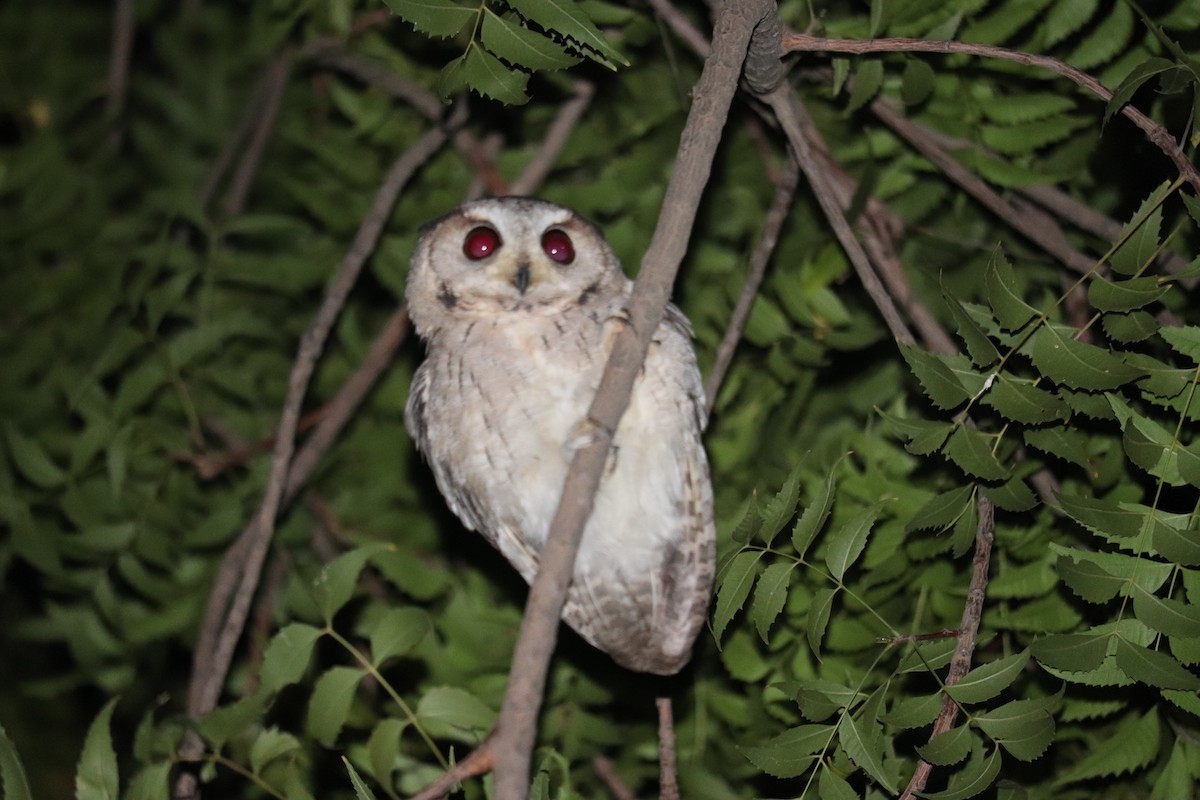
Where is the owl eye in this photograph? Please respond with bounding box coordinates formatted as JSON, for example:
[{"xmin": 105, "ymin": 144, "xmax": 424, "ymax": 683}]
[
  {"xmin": 541, "ymin": 229, "xmax": 575, "ymax": 265},
  {"xmin": 463, "ymin": 226, "xmax": 501, "ymax": 260}
]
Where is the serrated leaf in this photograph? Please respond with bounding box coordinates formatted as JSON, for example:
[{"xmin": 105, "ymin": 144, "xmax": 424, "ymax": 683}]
[
  {"xmin": 1109, "ymin": 182, "xmax": 1168, "ymax": 274},
  {"xmin": 878, "ymin": 408, "xmax": 954, "ymax": 455},
  {"xmin": 881, "ymin": 692, "xmax": 942, "ymax": 729},
  {"xmin": 1028, "ymin": 325, "xmax": 1144, "ymax": 390},
  {"xmin": 793, "ymin": 469, "xmax": 835, "ymax": 556},
  {"xmin": 974, "ymin": 696, "xmax": 1057, "ymax": 761},
  {"xmin": 907, "ymin": 485, "xmax": 974, "ymax": 533},
  {"xmin": 463, "ymin": 46, "xmax": 529, "ymax": 105},
  {"xmin": 480, "ymin": 9, "xmax": 580, "ymax": 70},
  {"xmin": 921, "ymin": 742, "xmax": 1001, "ymax": 800},
  {"xmin": 1023, "ymin": 425, "xmax": 1092, "ymax": 468},
  {"xmin": 846, "ymin": 59, "xmax": 884, "ymax": 113},
  {"xmin": 943, "ymin": 426, "xmax": 1009, "ymax": 481},
  {"xmin": 1159, "ymin": 325, "xmax": 1200, "ymax": 362},
  {"xmin": 124, "ymin": 763, "xmax": 169, "ymax": 800},
  {"xmin": 713, "ymin": 550, "xmax": 762, "ymax": 642},
  {"xmin": 1132, "ymin": 586, "xmax": 1200, "ymax": 638},
  {"xmin": 385, "ymin": 0, "xmax": 475, "ymax": 38},
  {"xmin": 944, "ymin": 650, "xmax": 1029, "ymax": 704},
  {"xmin": 838, "ymin": 713, "xmax": 895, "ymax": 793},
  {"xmin": 788, "ymin": 680, "xmax": 861, "ymax": 721},
  {"xmin": 1151, "ymin": 516, "xmax": 1200, "ymax": 566},
  {"xmin": 0, "ymin": 723, "xmax": 31, "ymax": 800},
  {"xmin": 944, "ymin": 290, "xmax": 1000, "ymax": 366},
  {"xmin": 819, "ymin": 770, "xmax": 859, "ymax": 800},
  {"xmin": 760, "ymin": 465, "xmax": 802, "ymax": 546},
  {"xmin": 900, "ymin": 344, "xmax": 974, "ymax": 409},
  {"xmin": 825, "ymin": 503, "xmax": 881, "ymax": 581},
  {"xmin": 195, "ymin": 695, "xmax": 266, "ymax": 751},
  {"xmin": 918, "ymin": 725, "xmax": 972, "ymax": 766},
  {"xmin": 250, "ymin": 728, "xmax": 302, "ymax": 774},
  {"xmin": 1114, "ymin": 637, "xmax": 1200, "ymax": 689},
  {"xmin": 807, "ymin": 587, "xmax": 836, "ymax": 658},
  {"xmin": 368, "ymin": 607, "xmax": 431, "ymax": 666},
  {"xmin": 75, "ymin": 698, "xmax": 119, "ymax": 800},
  {"xmin": 1056, "ymin": 707, "xmax": 1160, "ymax": 784},
  {"xmin": 312, "ymin": 545, "xmax": 386, "ymax": 624},
  {"xmin": 1103, "ymin": 310, "xmax": 1160, "ymax": 343},
  {"xmin": 344, "ymin": 757, "xmax": 380, "ymax": 800},
  {"xmin": 982, "ymin": 476, "xmax": 1037, "ymax": 512},
  {"xmin": 1058, "ymin": 493, "xmax": 1142, "ymax": 538},
  {"xmin": 740, "ymin": 724, "xmax": 832, "ymax": 778},
  {"xmin": 982, "ymin": 375, "xmax": 1068, "ymax": 424},
  {"xmin": 985, "ymin": 250, "xmax": 1038, "ymax": 331},
  {"xmin": 729, "ymin": 495, "xmax": 761, "ymax": 544},
  {"xmin": 260, "ymin": 623, "xmax": 323, "ymax": 693},
  {"xmin": 507, "ymin": 0, "xmax": 626, "ymax": 67},
  {"xmin": 1031, "ymin": 633, "xmax": 1109, "ymax": 672},
  {"xmin": 1057, "ymin": 553, "xmax": 1124, "ymax": 602},
  {"xmin": 1088, "ymin": 275, "xmax": 1169, "ymax": 311},
  {"xmin": 306, "ymin": 666, "xmax": 364, "ymax": 746},
  {"xmin": 750, "ymin": 561, "xmax": 795, "ymax": 643}
]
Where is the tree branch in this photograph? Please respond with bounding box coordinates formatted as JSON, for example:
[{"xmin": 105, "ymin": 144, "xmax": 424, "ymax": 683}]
[
  {"xmin": 488, "ymin": 3, "xmax": 782, "ymax": 796},
  {"xmin": 656, "ymin": 698, "xmax": 679, "ymax": 800},
  {"xmin": 783, "ymin": 33, "xmax": 1200, "ymax": 194},
  {"xmin": 509, "ymin": 80, "xmax": 595, "ymax": 196}
]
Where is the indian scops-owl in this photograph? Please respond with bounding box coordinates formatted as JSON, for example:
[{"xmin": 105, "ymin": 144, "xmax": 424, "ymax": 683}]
[{"xmin": 404, "ymin": 197, "xmax": 715, "ymax": 675}]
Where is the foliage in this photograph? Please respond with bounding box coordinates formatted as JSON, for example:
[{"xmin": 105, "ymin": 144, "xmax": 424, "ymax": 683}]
[{"xmin": 1, "ymin": 0, "xmax": 1199, "ymax": 798}]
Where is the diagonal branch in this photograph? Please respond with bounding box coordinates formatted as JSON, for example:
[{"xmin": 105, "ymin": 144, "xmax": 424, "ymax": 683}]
[
  {"xmin": 488, "ymin": 3, "xmax": 783, "ymax": 796},
  {"xmin": 782, "ymin": 33, "xmax": 1200, "ymax": 194}
]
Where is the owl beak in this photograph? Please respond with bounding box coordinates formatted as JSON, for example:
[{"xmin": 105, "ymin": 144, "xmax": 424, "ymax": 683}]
[{"xmin": 513, "ymin": 261, "xmax": 532, "ymax": 295}]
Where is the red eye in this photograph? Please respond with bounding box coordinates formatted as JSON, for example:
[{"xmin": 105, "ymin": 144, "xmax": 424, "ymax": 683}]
[
  {"xmin": 541, "ymin": 229, "xmax": 575, "ymax": 265},
  {"xmin": 463, "ymin": 226, "xmax": 501, "ymax": 260}
]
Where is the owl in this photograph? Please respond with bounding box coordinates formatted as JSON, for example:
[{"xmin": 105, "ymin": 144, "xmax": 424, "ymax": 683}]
[{"xmin": 404, "ymin": 197, "xmax": 715, "ymax": 675}]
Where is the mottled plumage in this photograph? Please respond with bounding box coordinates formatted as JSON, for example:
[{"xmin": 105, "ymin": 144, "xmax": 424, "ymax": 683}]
[{"xmin": 404, "ymin": 197, "xmax": 715, "ymax": 674}]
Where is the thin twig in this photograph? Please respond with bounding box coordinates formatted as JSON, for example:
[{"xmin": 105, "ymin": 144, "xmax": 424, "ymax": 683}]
[
  {"xmin": 409, "ymin": 742, "xmax": 495, "ymax": 800},
  {"xmin": 488, "ymin": 4, "xmax": 782, "ymax": 796},
  {"xmin": 509, "ymin": 80, "xmax": 595, "ymax": 196},
  {"xmin": 782, "ymin": 33, "xmax": 1200, "ymax": 194},
  {"xmin": 899, "ymin": 495, "xmax": 995, "ymax": 800},
  {"xmin": 764, "ymin": 87, "xmax": 917, "ymax": 347},
  {"xmin": 104, "ymin": 0, "xmax": 135, "ymax": 141},
  {"xmin": 177, "ymin": 121, "xmax": 456, "ymax": 796},
  {"xmin": 647, "ymin": 0, "xmax": 712, "ymax": 59},
  {"xmin": 221, "ymin": 55, "xmax": 292, "ymax": 219},
  {"xmin": 592, "ymin": 756, "xmax": 637, "ymax": 800},
  {"xmin": 656, "ymin": 698, "xmax": 679, "ymax": 800},
  {"xmin": 704, "ymin": 155, "xmax": 799, "ymax": 410}
]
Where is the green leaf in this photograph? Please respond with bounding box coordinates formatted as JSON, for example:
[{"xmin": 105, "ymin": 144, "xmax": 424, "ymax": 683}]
[
  {"xmin": 1114, "ymin": 637, "xmax": 1200, "ymax": 689},
  {"xmin": 1031, "ymin": 633, "xmax": 1109, "ymax": 672},
  {"xmin": 881, "ymin": 692, "xmax": 942, "ymax": 729},
  {"xmin": 918, "ymin": 725, "xmax": 972, "ymax": 766},
  {"xmin": 260, "ymin": 623, "xmax": 323, "ymax": 694},
  {"xmin": 75, "ymin": 698, "xmax": 119, "ymax": 800},
  {"xmin": 0, "ymin": 723, "xmax": 32, "ymax": 800},
  {"xmin": 1028, "ymin": 325, "xmax": 1144, "ymax": 390},
  {"xmin": 713, "ymin": 550, "xmax": 762, "ymax": 642},
  {"xmin": 463, "ymin": 45, "xmax": 530, "ymax": 105},
  {"xmin": 306, "ymin": 666, "xmax": 364, "ymax": 746},
  {"xmin": 480, "ymin": 8, "xmax": 580, "ymax": 70},
  {"xmin": 907, "ymin": 485, "xmax": 973, "ymax": 533},
  {"xmin": 943, "ymin": 426, "xmax": 1009, "ymax": 481},
  {"xmin": 1057, "ymin": 492, "xmax": 1142, "ymax": 538},
  {"xmin": 740, "ymin": 724, "xmax": 833, "ymax": 778},
  {"xmin": 507, "ymin": 0, "xmax": 627, "ymax": 67},
  {"xmin": 124, "ymin": 763, "xmax": 170, "ymax": 800},
  {"xmin": 825, "ymin": 503, "xmax": 881, "ymax": 581},
  {"xmin": 973, "ymin": 696, "xmax": 1056, "ymax": 761},
  {"xmin": 982, "ymin": 476, "xmax": 1037, "ymax": 513},
  {"xmin": 944, "ymin": 650, "xmax": 1029, "ymax": 704},
  {"xmin": 343, "ymin": 757, "xmax": 380, "ymax": 800},
  {"xmin": 900, "ymin": 344, "xmax": 974, "ymax": 409},
  {"xmin": 921, "ymin": 742, "xmax": 1001, "ymax": 800},
  {"xmin": 1023, "ymin": 424, "xmax": 1092, "ymax": 468},
  {"xmin": 416, "ymin": 686, "xmax": 497, "ymax": 735},
  {"xmin": 4, "ymin": 424, "xmax": 67, "ymax": 488},
  {"xmin": 367, "ymin": 607, "xmax": 431, "ymax": 666},
  {"xmin": 1151, "ymin": 516, "xmax": 1200, "ymax": 566},
  {"xmin": 944, "ymin": 290, "xmax": 1000, "ymax": 366},
  {"xmin": 981, "ymin": 375, "xmax": 1068, "ymax": 424},
  {"xmin": 838, "ymin": 712, "xmax": 895, "ymax": 793},
  {"xmin": 1132, "ymin": 586, "xmax": 1200, "ymax": 638},
  {"xmin": 750, "ymin": 561, "xmax": 795, "ymax": 643},
  {"xmin": 807, "ymin": 587, "xmax": 836, "ymax": 658},
  {"xmin": 195, "ymin": 695, "xmax": 266, "ymax": 751},
  {"xmin": 1103, "ymin": 310, "xmax": 1160, "ymax": 343},
  {"xmin": 1056, "ymin": 707, "xmax": 1160, "ymax": 784},
  {"xmin": 789, "ymin": 680, "xmax": 861, "ymax": 721},
  {"xmin": 819, "ymin": 770, "xmax": 860, "ymax": 800},
  {"xmin": 1088, "ymin": 275, "xmax": 1169, "ymax": 311},
  {"xmin": 250, "ymin": 728, "xmax": 302, "ymax": 774},
  {"xmin": 1159, "ymin": 325, "xmax": 1200, "ymax": 362},
  {"xmin": 793, "ymin": 468, "xmax": 835, "ymax": 556},
  {"xmin": 901, "ymin": 58, "xmax": 935, "ymax": 105},
  {"xmin": 1057, "ymin": 553, "xmax": 1124, "ymax": 603},
  {"xmin": 1109, "ymin": 182, "xmax": 1168, "ymax": 274},
  {"xmin": 985, "ymin": 250, "xmax": 1038, "ymax": 330},
  {"xmin": 312, "ymin": 545, "xmax": 386, "ymax": 624},
  {"xmin": 878, "ymin": 408, "xmax": 954, "ymax": 455},
  {"xmin": 760, "ymin": 465, "xmax": 802, "ymax": 546},
  {"xmin": 846, "ymin": 59, "xmax": 884, "ymax": 113},
  {"xmin": 385, "ymin": 0, "xmax": 475, "ymax": 38}
]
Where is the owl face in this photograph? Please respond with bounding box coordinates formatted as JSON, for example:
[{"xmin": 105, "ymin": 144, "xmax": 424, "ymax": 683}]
[{"xmin": 406, "ymin": 198, "xmax": 627, "ymax": 336}]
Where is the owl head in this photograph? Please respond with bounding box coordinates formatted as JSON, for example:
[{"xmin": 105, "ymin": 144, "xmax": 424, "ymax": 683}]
[{"xmin": 405, "ymin": 197, "xmax": 628, "ymax": 337}]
